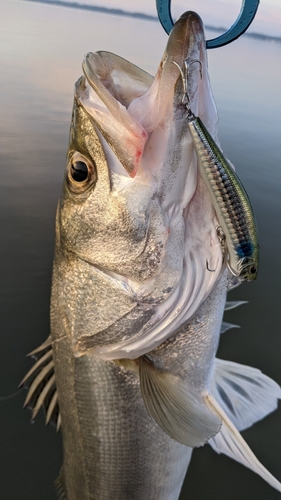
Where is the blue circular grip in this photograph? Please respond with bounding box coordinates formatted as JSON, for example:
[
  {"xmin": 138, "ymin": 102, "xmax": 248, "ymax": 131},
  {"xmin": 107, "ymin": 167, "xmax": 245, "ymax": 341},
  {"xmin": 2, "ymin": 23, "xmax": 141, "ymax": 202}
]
[{"xmin": 156, "ymin": 0, "xmax": 260, "ymax": 48}]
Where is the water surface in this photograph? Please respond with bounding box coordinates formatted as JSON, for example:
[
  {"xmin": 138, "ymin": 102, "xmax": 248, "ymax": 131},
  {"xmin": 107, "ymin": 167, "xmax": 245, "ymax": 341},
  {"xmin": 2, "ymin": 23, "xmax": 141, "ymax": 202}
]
[{"xmin": 1, "ymin": 1, "xmax": 281, "ymax": 498}]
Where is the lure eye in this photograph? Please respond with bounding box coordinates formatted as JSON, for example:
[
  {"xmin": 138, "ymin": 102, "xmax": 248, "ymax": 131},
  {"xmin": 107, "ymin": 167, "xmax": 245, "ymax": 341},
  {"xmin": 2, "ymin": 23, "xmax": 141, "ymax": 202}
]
[
  {"xmin": 67, "ymin": 153, "xmax": 96, "ymax": 193},
  {"xmin": 70, "ymin": 160, "xmax": 88, "ymax": 182}
]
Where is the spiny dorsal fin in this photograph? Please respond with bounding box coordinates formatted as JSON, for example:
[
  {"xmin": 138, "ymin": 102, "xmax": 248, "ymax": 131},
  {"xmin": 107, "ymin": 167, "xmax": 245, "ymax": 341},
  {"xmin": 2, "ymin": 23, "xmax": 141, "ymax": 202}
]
[
  {"xmin": 211, "ymin": 358, "xmax": 281, "ymax": 431},
  {"xmin": 139, "ymin": 356, "xmax": 221, "ymax": 447},
  {"xmin": 28, "ymin": 335, "xmax": 53, "ymax": 356},
  {"xmin": 220, "ymin": 321, "xmax": 240, "ymax": 334},
  {"xmin": 206, "ymin": 393, "xmax": 281, "ymax": 492},
  {"xmin": 224, "ymin": 300, "xmax": 247, "ymax": 311},
  {"xmin": 220, "ymin": 299, "xmax": 246, "ymax": 333},
  {"xmin": 20, "ymin": 336, "xmax": 61, "ymax": 430},
  {"xmin": 55, "ymin": 468, "xmax": 66, "ymax": 500}
]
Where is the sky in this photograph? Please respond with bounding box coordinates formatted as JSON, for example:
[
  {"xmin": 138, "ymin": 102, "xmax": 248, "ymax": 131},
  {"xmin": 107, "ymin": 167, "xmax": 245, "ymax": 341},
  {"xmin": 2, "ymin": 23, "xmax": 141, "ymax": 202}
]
[{"xmin": 61, "ymin": 0, "xmax": 281, "ymax": 38}]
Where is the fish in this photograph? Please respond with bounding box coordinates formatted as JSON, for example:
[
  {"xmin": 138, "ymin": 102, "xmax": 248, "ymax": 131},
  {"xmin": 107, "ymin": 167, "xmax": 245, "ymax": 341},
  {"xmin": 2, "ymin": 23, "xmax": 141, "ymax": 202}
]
[{"xmin": 21, "ymin": 11, "xmax": 281, "ymax": 500}]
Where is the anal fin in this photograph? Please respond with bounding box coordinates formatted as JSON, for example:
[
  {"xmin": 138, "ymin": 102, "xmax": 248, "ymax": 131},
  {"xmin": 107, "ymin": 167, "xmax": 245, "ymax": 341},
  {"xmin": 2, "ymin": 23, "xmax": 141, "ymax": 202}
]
[{"xmin": 139, "ymin": 356, "xmax": 221, "ymax": 447}]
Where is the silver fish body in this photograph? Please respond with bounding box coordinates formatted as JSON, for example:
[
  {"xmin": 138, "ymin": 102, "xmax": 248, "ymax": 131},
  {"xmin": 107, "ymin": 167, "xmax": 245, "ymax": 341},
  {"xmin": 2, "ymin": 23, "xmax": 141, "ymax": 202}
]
[
  {"xmin": 22, "ymin": 11, "xmax": 281, "ymax": 500},
  {"xmin": 51, "ymin": 336, "xmax": 192, "ymax": 500}
]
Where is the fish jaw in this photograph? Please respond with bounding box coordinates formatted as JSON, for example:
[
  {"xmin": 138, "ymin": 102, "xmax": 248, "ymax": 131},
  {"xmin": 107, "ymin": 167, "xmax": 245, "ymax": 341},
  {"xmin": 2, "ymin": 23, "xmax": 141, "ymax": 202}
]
[{"xmin": 54, "ymin": 11, "xmax": 224, "ymax": 359}]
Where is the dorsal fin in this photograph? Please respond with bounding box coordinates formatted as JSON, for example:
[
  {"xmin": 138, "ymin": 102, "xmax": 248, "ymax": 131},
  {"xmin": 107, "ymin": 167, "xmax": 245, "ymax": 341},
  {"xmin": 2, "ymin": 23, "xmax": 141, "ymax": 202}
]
[
  {"xmin": 55, "ymin": 468, "xmax": 66, "ymax": 500},
  {"xmin": 224, "ymin": 300, "xmax": 248, "ymax": 311},
  {"xmin": 211, "ymin": 358, "xmax": 281, "ymax": 431},
  {"xmin": 220, "ymin": 321, "xmax": 240, "ymax": 334},
  {"xmin": 20, "ymin": 336, "xmax": 61, "ymax": 430},
  {"xmin": 220, "ymin": 299, "xmax": 247, "ymax": 334},
  {"xmin": 206, "ymin": 358, "xmax": 281, "ymax": 491},
  {"xmin": 206, "ymin": 393, "xmax": 281, "ymax": 492}
]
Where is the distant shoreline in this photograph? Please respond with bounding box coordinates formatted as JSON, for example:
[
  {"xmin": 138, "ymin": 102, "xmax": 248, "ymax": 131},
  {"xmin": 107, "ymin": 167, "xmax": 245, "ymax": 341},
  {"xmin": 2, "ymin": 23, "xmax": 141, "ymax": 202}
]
[{"xmin": 23, "ymin": 0, "xmax": 281, "ymax": 44}]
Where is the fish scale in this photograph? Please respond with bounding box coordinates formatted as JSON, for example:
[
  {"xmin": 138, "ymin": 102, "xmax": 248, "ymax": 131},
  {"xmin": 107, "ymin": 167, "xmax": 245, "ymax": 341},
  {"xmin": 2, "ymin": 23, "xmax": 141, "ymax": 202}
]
[{"xmin": 52, "ymin": 337, "xmax": 191, "ymax": 500}]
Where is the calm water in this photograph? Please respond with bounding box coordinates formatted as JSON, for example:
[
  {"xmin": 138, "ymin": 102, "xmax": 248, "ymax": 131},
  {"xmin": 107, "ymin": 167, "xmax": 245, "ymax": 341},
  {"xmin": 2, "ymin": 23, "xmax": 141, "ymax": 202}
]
[{"xmin": 1, "ymin": 1, "xmax": 281, "ymax": 499}]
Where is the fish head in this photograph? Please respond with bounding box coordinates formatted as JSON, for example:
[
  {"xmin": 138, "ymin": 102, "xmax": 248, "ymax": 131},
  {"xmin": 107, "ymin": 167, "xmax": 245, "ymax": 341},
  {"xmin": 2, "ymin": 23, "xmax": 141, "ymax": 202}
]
[{"xmin": 53, "ymin": 11, "xmax": 225, "ymax": 359}]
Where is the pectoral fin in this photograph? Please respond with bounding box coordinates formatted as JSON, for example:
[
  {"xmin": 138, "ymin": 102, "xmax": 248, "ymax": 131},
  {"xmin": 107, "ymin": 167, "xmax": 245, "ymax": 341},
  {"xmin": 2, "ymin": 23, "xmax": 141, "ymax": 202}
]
[
  {"xmin": 139, "ymin": 356, "xmax": 221, "ymax": 447},
  {"xmin": 206, "ymin": 393, "xmax": 281, "ymax": 492}
]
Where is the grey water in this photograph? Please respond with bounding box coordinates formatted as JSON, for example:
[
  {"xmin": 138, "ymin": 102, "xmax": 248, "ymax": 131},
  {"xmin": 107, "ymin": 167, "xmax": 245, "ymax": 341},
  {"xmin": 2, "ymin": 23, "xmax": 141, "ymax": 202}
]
[{"xmin": 1, "ymin": 0, "xmax": 281, "ymax": 498}]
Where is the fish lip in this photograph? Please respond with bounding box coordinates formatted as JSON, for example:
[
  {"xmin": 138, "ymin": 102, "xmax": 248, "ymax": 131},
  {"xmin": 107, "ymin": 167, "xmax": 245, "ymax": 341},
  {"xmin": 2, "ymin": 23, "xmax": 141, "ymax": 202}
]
[
  {"xmin": 158, "ymin": 11, "xmax": 205, "ymax": 96},
  {"xmin": 78, "ymin": 51, "xmax": 152, "ymax": 177},
  {"xmin": 165, "ymin": 11, "xmax": 205, "ymax": 64}
]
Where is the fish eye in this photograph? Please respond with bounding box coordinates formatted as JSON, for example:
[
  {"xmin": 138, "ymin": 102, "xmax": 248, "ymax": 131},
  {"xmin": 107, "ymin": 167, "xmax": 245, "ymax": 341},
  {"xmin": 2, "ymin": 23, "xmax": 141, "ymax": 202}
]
[
  {"xmin": 70, "ymin": 160, "xmax": 88, "ymax": 182},
  {"xmin": 250, "ymin": 266, "xmax": 257, "ymax": 275},
  {"xmin": 66, "ymin": 152, "xmax": 96, "ymax": 193}
]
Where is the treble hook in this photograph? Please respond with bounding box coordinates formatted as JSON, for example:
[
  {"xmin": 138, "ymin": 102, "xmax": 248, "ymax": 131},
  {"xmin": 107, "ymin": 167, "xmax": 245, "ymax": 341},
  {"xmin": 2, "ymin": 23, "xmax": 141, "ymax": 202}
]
[
  {"xmin": 156, "ymin": 0, "xmax": 260, "ymax": 48},
  {"xmin": 206, "ymin": 260, "xmax": 216, "ymax": 273},
  {"xmin": 172, "ymin": 59, "xmax": 202, "ymax": 114}
]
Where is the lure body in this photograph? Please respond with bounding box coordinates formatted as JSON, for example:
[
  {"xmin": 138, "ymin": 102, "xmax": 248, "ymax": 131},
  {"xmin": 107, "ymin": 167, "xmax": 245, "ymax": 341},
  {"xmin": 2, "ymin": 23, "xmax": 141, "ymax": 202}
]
[{"xmin": 187, "ymin": 112, "xmax": 259, "ymax": 281}]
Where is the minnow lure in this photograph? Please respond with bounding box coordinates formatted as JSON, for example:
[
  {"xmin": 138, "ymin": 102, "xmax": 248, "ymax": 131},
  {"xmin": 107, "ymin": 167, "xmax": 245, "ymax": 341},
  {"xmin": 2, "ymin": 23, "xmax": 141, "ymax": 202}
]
[{"xmin": 174, "ymin": 59, "xmax": 259, "ymax": 282}]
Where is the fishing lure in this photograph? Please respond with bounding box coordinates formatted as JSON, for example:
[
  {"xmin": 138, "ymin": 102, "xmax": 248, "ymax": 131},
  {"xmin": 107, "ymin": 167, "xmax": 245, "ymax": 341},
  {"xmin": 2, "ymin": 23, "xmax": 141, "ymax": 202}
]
[{"xmin": 174, "ymin": 59, "xmax": 259, "ymax": 282}]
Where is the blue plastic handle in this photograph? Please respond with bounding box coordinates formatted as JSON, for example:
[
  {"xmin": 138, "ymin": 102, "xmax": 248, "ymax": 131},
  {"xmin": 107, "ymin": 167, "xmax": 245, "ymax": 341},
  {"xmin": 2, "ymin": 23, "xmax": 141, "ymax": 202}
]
[{"xmin": 156, "ymin": 0, "xmax": 260, "ymax": 48}]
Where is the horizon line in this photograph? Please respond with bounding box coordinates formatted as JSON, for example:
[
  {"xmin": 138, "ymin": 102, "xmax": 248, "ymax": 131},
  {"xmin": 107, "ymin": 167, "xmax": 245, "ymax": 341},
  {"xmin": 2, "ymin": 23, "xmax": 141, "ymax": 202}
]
[{"xmin": 23, "ymin": 0, "xmax": 281, "ymax": 44}]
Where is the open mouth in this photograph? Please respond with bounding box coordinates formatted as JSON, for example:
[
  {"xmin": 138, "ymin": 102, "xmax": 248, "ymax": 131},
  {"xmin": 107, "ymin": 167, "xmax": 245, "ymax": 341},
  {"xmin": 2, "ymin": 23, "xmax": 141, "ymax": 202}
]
[{"xmin": 69, "ymin": 12, "xmax": 225, "ymax": 359}]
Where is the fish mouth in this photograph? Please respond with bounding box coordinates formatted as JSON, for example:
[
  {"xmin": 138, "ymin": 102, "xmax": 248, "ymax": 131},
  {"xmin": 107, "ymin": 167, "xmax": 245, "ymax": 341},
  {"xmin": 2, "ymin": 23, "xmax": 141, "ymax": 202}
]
[
  {"xmin": 71, "ymin": 12, "xmax": 224, "ymax": 359},
  {"xmin": 77, "ymin": 11, "xmax": 218, "ymax": 179}
]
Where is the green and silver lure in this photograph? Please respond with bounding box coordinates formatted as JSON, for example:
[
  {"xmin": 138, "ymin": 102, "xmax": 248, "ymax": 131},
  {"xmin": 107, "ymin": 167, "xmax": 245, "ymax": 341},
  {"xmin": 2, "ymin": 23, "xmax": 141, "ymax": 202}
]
[{"xmin": 174, "ymin": 59, "xmax": 259, "ymax": 282}]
